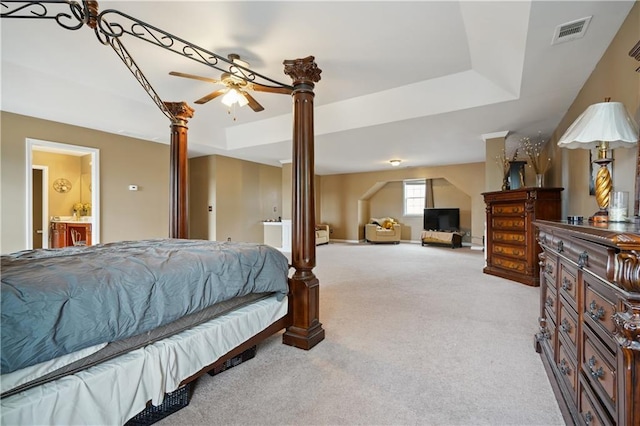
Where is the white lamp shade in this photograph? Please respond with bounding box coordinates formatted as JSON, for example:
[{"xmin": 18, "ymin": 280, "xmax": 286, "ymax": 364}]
[{"xmin": 557, "ymin": 101, "xmax": 639, "ymax": 149}]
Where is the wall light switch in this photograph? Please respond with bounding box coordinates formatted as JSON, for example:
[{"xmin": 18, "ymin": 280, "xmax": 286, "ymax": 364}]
[{"xmin": 128, "ymin": 185, "xmax": 138, "ymax": 191}]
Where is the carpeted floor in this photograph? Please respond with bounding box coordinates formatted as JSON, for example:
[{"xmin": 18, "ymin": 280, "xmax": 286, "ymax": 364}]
[{"xmin": 157, "ymin": 242, "xmax": 565, "ymax": 426}]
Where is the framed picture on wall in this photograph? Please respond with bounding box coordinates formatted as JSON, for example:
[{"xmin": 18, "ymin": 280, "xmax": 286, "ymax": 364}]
[{"xmin": 589, "ymin": 147, "xmax": 613, "ymax": 196}]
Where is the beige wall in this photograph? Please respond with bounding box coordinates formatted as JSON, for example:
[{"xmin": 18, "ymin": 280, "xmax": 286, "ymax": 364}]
[
  {"xmin": 189, "ymin": 155, "xmax": 217, "ymax": 240},
  {"xmin": 548, "ymin": 3, "xmax": 639, "ymax": 218},
  {"xmin": 1, "ymin": 112, "xmax": 170, "ymax": 254},
  {"xmin": 484, "ymin": 134, "xmax": 509, "ymax": 192},
  {"xmin": 319, "ymin": 162, "xmax": 485, "ymax": 244},
  {"xmin": 281, "ymin": 163, "xmax": 292, "ymax": 220},
  {"xmin": 189, "ymin": 154, "xmax": 282, "ymax": 243}
]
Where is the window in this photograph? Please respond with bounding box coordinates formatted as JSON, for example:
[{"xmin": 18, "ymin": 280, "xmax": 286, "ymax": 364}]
[{"xmin": 403, "ymin": 179, "xmax": 426, "ymax": 216}]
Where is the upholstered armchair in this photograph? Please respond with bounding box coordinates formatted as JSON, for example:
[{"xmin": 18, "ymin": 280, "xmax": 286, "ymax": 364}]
[
  {"xmin": 315, "ymin": 224, "xmax": 330, "ymax": 245},
  {"xmin": 365, "ymin": 218, "xmax": 401, "ymax": 244}
]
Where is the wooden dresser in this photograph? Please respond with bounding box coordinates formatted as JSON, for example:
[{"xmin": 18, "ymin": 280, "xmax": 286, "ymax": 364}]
[
  {"xmin": 534, "ymin": 220, "xmax": 640, "ymax": 425},
  {"xmin": 482, "ymin": 188, "xmax": 563, "ymax": 286}
]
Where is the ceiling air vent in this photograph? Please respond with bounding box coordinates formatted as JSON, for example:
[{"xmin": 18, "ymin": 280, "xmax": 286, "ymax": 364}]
[{"xmin": 551, "ymin": 16, "xmax": 592, "ymax": 45}]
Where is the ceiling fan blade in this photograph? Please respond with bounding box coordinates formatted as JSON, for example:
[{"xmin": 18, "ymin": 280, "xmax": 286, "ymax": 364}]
[
  {"xmin": 249, "ymin": 82, "xmax": 293, "ymax": 95},
  {"xmin": 169, "ymin": 71, "xmax": 220, "ymax": 84},
  {"xmin": 243, "ymin": 92, "xmax": 265, "ymax": 112},
  {"xmin": 195, "ymin": 88, "xmax": 228, "ymax": 104}
]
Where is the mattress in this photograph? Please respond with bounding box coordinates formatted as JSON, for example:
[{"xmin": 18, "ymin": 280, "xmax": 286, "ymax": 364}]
[
  {"xmin": 0, "ymin": 294, "xmax": 288, "ymax": 426},
  {"xmin": 1, "ymin": 239, "xmax": 290, "ymax": 374}
]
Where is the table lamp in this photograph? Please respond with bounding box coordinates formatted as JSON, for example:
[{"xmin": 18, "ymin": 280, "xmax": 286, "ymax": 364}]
[{"xmin": 557, "ymin": 100, "xmax": 639, "ymax": 222}]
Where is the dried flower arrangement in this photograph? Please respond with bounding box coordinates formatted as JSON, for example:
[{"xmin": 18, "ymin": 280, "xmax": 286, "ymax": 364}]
[
  {"xmin": 495, "ymin": 148, "xmax": 519, "ymax": 177},
  {"xmin": 520, "ymin": 132, "xmax": 551, "ymax": 174}
]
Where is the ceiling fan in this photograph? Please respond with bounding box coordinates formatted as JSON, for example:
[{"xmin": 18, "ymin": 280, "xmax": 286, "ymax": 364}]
[{"xmin": 169, "ymin": 54, "xmax": 291, "ymax": 113}]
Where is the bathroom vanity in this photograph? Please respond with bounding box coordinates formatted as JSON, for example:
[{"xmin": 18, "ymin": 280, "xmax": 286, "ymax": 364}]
[{"xmin": 50, "ymin": 219, "xmax": 92, "ymax": 248}]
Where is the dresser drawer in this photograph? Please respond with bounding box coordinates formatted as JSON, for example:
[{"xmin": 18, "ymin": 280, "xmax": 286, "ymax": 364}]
[
  {"xmin": 559, "ymin": 261, "xmax": 577, "ymax": 308},
  {"xmin": 539, "ymin": 231, "xmax": 567, "ymax": 256},
  {"xmin": 492, "ymin": 231, "xmax": 526, "ymax": 245},
  {"xmin": 558, "ymin": 302, "xmax": 578, "ymax": 355},
  {"xmin": 583, "ymin": 329, "xmax": 616, "ymax": 416},
  {"xmin": 492, "ymin": 255, "xmax": 528, "ymax": 274},
  {"xmin": 583, "ymin": 275, "xmax": 617, "ymax": 350},
  {"xmin": 492, "ymin": 216, "xmax": 525, "ymax": 230},
  {"xmin": 540, "ymin": 313, "xmax": 558, "ymax": 358},
  {"xmin": 563, "ymin": 237, "xmax": 611, "ymax": 282},
  {"xmin": 492, "ymin": 203, "xmax": 525, "ymax": 215},
  {"xmin": 542, "ymin": 252, "xmax": 558, "ymax": 290},
  {"xmin": 545, "ymin": 284, "xmax": 558, "ymax": 325},
  {"xmin": 492, "ymin": 243, "xmax": 526, "ymax": 260},
  {"xmin": 579, "ymin": 376, "xmax": 614, "ymax": 426},
  {"xmin": 557, "ymin": 339, "xmax": 578, "ymax": 404}
]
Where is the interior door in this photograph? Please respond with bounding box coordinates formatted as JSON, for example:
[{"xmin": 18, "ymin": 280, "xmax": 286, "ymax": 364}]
[{"xmin": 32, "ymin": 168, "xmax": 44, "ymax": 249}]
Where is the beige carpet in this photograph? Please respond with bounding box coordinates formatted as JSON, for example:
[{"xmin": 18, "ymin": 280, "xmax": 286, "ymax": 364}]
[{"xmin": 157, "ymin": 242, "xmax": 565, "ymax": 426}]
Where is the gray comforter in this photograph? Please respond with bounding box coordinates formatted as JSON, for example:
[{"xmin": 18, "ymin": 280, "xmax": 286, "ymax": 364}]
[{"xmin": 1, "ymin": 239, "xmax": 290, "ymax": 374}]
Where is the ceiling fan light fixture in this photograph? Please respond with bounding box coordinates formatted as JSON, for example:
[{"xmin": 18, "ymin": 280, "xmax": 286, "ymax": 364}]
[
  {"xmin": 237, "ymin": 92, "xmax": 249, "ymax": 107},
  {"xmin": 221, "ymin": 88, "xmax": 243, "ymax": 107}
]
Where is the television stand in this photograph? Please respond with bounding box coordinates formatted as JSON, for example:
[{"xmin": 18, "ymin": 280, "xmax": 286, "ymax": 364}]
[{"xmin": 421, "ymin": 230, "xmax": 463, "ymax": 249}]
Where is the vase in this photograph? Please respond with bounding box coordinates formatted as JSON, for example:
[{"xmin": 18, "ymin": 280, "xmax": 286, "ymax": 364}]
[
  {"xmin": 535, "ymin": 173, "xmax": 544, "ymax": 188},
  {"xmin": 502, "ymin": 175, "xmax": 510, "ymax": 191}
]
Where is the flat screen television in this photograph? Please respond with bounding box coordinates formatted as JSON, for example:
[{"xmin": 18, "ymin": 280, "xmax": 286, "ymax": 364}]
[{"xmin": 423, "ymin": 208, "xmax": 460, "ymax": 232}]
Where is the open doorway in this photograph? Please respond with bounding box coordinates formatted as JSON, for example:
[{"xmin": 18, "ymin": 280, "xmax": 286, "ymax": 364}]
[{"xmin": 26, "ymin": 138, "xmax": 100, "ymax": 249}]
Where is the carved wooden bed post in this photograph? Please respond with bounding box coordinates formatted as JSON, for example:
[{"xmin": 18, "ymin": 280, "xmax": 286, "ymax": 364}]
[
  {"xmin": 164, "ymin": 101, "xmax": 194, "ymax": 239},
  {"xmin": 282, "ymin": 56, "xmax": 325, "ymax": 349}
]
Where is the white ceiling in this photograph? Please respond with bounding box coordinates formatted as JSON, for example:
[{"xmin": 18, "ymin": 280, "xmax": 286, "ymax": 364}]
[{"xmin": 1, "ymin": 1, "xmax": 635, "ymax": 175}]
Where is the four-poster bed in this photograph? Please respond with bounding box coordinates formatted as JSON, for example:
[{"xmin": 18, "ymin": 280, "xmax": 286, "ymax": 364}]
[{"xmin": 1, "ymin": 1, "xmax": 324, "ymax": 424}]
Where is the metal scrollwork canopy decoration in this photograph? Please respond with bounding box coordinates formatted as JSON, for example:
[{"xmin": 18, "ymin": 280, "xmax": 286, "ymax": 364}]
[
  {"xmin": 0, "ymin": 0, "xmax": 88, "ymax": 30},
  {"xmin": 0, "ymin": 0, "xmax": 293, "ymax": 121}
]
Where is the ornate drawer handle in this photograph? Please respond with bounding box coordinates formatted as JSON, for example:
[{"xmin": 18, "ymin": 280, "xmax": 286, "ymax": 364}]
[
  {"xmin": 578, "ymin": 251, "xmax": 588, "ymax": 268},
  {"xmin": 588, "ymin": 300, "xmax": 605, "ymax": 321},
  {"xmin": 556, "ymin": 240, "xmax": 563, "ymax": 253},
  {"xmin": 588, "ymin": 356, "xmax": 605, "ymax": 379},
  {"xmin": 561, "ymin": 277, "xmax": 572, "ymax": 291},
  {"xmin": 560, "ymin": 318, "xmax": 572, "ymax": 334},
  {"xmin": 584, "ymin": 411, "xmax": 594, "ymax": 425},
  {"xmin": 537, "ymin": 317, "xmax": 551, "ymax": 341},
  {"xmin": 545, "ymin": 296, "xmax": 554, "ymax": 308},
  {"xmin": 558, "ymin": 358, "xmax": 571, "ymax": 375}
]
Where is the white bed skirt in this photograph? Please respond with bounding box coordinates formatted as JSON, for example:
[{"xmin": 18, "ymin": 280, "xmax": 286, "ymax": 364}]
[{"xmin": 1, "ymin": 295, "xmax": 288, "ymax": 426}]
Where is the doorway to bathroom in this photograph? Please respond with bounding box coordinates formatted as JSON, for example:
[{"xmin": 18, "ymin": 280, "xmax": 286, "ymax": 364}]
[{"xmin": 26, "ymin": 138, "xmax": 100, "ymax": 249}]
